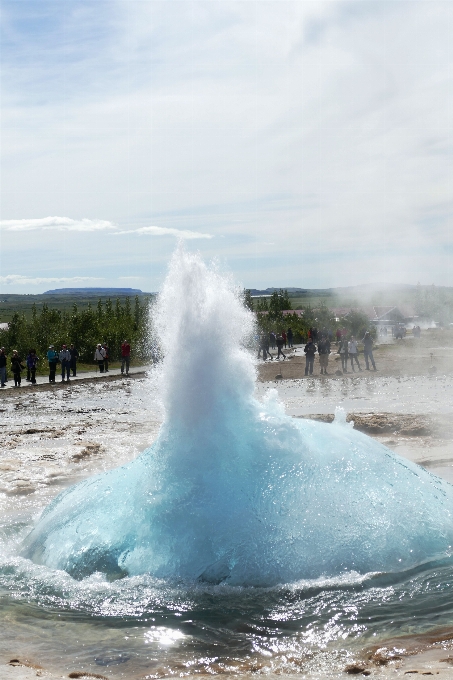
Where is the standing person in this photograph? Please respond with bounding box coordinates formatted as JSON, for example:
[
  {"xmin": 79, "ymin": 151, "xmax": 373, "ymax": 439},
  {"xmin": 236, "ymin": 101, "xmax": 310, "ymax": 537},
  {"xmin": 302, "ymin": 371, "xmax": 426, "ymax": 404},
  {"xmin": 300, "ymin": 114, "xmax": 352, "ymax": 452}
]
[
  {"xmin": 103, "ymin": 343, "xmax": 110, "ymax": 372},
  {"xmin": 348, "ymin": 336, "xmax": 362, "ymax": 372},
  {"xmin": 26, "ymin": 349, "xmax": 33, "ymax": 382},
  {"xmin": 287, "ymin": 327, "xmax": 293, "ymax": 348},
  {"xmin": 362, "ymin": 331, "xmax": 377, "ymax": 371},
  {"xmin": 47, "ymin": 345, "xmax": 58, "ymax": 384},
  {"xmin": 257, "ymin": 333, "xmax": 265, "ymax": 360},
  {"xmin": 121, "ymin": 339, "xmax": 131, "ymax": 375},
  {"xmin": 59, "ymin": 344, "xmax": 71, "ymax": 382},
  {"xmin": 257, "ymin": 333, "xmax": 272, "ymax": 361},
  {"xmin": 269, "ymin": 331, "xmax": 276, "ymax": 350},
  {"xmin": 26, "ymin": 349, "xmax": 39, "ymax": 384},
  {"xmin": 336, "ymin": 328, "xmax": 342, "ymax": 345},
  {"xmin": 276, "ymin": 334, "xmax": 286, "ymax": 360},
  {"xmin": 282, "ymin": 330, "xmax": 287, "ymax": 348},
  {"xmin": 265, "ymin": 333, "xmax": 273, "ymax": 360},
  {"xmin": 69, "ymin": 344, "xmax": 79, "ymax": 377},
  {"xmin": 317, "ymin": 335, "xmax": 331, "ymax": 375},
  {"xmin": 94, "ymin": 344, "xmax": 106, "ymax": 372},
  {"xmin": 304, "ymin": 338, "xmax": 316, "ymax": 375},
  {"xmin": 11, "ymin": 350, "xmax": 24, "ymax": 387},
  {"xmin": 338, "ymin": 336, "xmax": 349, "ymax": 373},
  {"xmin": 0, "ymin": 347, "xmax": 7, "ymax": 387}
]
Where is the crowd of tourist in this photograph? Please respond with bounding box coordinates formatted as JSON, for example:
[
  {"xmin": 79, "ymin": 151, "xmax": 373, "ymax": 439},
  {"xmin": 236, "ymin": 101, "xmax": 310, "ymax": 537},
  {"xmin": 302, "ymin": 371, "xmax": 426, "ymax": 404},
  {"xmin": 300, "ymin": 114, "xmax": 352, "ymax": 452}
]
[
  {"xmin": 0, "ymin": 340, "xmax": 132, "ymax": 388},
  {"xmin": 257, "ymin": 327, "xmax": 378, "ymax": 376}
]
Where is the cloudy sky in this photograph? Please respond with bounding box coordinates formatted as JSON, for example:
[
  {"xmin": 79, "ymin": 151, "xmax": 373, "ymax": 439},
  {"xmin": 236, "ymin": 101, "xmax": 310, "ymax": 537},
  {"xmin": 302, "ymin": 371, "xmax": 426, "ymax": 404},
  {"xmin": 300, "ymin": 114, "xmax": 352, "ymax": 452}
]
[{"xmin": 0, "ymin": 0, "xmax": 452, "ymax": 293}]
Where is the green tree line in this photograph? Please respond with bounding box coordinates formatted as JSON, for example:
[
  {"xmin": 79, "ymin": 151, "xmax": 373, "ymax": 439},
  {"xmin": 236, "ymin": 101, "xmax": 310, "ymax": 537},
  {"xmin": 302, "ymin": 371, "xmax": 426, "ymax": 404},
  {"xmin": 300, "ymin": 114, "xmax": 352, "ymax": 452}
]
[{"xmin": 0, "ymin": 296, "xmax": 151, "ymax": 363}]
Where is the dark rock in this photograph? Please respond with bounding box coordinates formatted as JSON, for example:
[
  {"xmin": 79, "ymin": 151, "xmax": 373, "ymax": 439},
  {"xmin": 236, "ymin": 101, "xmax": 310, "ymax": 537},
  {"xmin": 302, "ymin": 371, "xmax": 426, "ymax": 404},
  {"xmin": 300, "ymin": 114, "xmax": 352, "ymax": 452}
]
[{"xmin": 344, "ymin": 663, "xmax": 369, "ymax": 674}]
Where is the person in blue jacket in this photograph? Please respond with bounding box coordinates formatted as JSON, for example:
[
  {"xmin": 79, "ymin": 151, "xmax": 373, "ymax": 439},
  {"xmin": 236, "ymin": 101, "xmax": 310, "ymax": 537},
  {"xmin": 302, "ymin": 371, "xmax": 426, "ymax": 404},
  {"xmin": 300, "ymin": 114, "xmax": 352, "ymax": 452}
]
[{"xmin": 47, "ymin": 345, "xmax": 58, "ymax": 384}]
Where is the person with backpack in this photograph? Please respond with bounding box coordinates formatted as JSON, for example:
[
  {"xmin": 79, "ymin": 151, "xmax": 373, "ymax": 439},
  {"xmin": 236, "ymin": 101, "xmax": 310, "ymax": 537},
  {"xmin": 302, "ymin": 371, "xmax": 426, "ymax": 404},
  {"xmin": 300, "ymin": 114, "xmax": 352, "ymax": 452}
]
[{"xmin": 94, "ymin": 344, "xmax": 106, "ymax": 373}]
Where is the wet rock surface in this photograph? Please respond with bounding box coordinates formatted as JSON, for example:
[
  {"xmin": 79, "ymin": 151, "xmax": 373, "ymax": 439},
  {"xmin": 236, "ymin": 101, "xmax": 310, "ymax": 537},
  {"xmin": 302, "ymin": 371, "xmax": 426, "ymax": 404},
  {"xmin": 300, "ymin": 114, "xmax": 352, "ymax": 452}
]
[{"xmin": 297, "ymin": 412, "xmax": 453, "ymax": 437}]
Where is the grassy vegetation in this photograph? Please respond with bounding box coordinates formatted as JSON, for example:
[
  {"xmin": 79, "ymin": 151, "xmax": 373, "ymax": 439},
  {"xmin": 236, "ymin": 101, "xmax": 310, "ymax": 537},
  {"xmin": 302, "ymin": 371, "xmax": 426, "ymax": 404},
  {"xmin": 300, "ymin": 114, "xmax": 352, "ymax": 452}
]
[{"xmin": 0, "ymin": 292, "xmax": 154, "ymax": 323}]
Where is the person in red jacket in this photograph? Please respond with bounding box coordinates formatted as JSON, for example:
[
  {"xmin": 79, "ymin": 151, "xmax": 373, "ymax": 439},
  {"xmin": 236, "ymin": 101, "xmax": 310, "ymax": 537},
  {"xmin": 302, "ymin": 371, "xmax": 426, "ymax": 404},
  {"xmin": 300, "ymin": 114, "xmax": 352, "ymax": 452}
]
[
  {"xmin": 121, "ymin": 340, "xmax": 131, "ymax": 376},
  {"xmin": 282, "ymin": 330, "xmax": 287, "ymax": 348}
]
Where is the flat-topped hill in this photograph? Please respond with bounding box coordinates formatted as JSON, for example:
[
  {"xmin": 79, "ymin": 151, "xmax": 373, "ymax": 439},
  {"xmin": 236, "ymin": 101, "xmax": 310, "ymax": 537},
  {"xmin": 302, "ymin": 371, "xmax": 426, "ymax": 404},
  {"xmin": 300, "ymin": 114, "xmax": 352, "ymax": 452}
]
[{"xmin": 44, "ymin": 287, "xmax": 143, "ymax": 294}]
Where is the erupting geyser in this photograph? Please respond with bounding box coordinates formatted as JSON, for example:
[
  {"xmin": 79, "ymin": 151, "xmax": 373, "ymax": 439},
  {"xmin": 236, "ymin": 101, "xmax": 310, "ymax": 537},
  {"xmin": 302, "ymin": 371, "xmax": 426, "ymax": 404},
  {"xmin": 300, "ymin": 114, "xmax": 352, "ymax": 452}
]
[{"xmin": 22, "ymin": 248, "xmax": 453, "ymax": 585}]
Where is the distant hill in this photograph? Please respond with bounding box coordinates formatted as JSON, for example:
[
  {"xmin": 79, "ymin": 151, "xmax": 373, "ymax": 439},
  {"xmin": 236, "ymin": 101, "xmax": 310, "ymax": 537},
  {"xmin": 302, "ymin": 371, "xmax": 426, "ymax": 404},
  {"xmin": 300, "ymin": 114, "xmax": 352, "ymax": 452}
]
[{"xmin": 44, "ymin": 287, "xmax": 143, "ymax": 295}]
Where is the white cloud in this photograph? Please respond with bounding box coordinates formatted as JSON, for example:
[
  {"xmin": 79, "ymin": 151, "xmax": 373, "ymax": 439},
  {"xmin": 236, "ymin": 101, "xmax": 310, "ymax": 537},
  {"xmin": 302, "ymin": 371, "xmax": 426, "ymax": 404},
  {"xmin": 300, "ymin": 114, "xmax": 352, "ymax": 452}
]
[
  {"xmin": 0, "ymin": 218, "xmax": 212, "ymax": 241},
  {"xmin": 116, "ymin": 226, "xmax": 213, "ymax": 240},
  {"xmin": 0, "ymin": 217, "xmax": 115, "ymax": 232},
  {"xmin": 0, "ymin": 275, "xmax": 103, "ymax": 286}
]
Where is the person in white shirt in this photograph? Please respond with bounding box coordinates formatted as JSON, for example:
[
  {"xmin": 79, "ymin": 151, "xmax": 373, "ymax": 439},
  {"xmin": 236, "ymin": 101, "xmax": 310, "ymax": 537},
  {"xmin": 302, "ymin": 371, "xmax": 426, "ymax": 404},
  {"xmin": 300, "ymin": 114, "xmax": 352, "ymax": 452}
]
[
  {"xmin": 94, "ymin": 343, "xmax": 106, "ymax": 373},
  {"xmin": 348, "ymin": 336, "xmax": 362, "ymax": 372}
]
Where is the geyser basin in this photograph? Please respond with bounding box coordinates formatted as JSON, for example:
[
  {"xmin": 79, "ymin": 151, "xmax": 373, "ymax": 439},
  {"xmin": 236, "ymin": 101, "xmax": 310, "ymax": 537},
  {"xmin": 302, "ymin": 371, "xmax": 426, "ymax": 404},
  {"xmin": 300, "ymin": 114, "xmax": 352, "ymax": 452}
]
[{"xmin": 22, "ymin": 248, "xmax": 453, "ymax": 585}]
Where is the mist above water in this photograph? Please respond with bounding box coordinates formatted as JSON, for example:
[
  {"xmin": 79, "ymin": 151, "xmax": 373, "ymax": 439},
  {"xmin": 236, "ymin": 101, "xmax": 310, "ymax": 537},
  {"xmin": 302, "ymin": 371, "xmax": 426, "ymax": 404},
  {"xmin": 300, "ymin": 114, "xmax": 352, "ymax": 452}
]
[{"xmin": 21, "ymin": 247, "xmax": 453, "ymax": 586}]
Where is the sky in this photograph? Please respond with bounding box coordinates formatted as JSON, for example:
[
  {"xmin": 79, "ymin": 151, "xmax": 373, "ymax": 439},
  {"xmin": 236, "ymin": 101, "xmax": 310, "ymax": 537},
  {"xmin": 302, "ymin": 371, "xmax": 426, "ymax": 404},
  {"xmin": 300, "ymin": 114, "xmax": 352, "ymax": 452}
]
[{"xmin": 0, "ymin": 0, "xmax": 452, "ymax": 293}]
